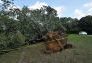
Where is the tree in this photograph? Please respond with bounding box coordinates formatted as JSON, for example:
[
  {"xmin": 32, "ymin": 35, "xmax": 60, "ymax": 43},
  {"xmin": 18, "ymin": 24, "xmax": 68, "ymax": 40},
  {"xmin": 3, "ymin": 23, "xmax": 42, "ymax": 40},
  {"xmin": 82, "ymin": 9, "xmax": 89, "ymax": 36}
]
[
  {"xmin": 60, "ymin": 17, "xmax": 80, "ymax": 33},
  {"xmin": 1, "ymin": 0, "xmax": 14, "ymax": 10},
  {"xmin": 79, "ymin": 15, "xmax": 92, "ymax": 34}
]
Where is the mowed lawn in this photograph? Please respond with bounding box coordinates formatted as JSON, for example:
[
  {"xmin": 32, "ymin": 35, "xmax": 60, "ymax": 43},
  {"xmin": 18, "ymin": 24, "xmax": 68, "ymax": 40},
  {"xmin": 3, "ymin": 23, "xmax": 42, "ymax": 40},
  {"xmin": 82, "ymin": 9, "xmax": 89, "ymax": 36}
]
[{"xmin": 0, "ymin": 34, "xmax": 92, "ymax": 63}]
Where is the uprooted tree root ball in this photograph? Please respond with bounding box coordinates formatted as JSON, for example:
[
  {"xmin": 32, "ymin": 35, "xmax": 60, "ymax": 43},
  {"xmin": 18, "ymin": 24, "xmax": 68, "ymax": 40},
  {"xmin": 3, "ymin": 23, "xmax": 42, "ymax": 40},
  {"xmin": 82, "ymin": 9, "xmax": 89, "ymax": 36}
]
[{"xmin": 43, "ymin": 31, "xmax": 73, "ymax": 54}]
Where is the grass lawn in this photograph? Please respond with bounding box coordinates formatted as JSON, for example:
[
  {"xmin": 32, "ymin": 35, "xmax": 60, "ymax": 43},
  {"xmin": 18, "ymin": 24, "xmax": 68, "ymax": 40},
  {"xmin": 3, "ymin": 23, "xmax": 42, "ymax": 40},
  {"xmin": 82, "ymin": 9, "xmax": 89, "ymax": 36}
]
[{"xmin": 0, "ymin": 34, "xmax": 92, "ymax": 63}]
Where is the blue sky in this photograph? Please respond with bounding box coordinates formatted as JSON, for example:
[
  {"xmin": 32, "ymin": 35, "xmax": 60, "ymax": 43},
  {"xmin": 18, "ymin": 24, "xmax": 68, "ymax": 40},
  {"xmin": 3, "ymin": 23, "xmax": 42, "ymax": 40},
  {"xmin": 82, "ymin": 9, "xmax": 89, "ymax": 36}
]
[{"xmin": 1, "ymin": 0, "xmax": 92, "ymax": 19}]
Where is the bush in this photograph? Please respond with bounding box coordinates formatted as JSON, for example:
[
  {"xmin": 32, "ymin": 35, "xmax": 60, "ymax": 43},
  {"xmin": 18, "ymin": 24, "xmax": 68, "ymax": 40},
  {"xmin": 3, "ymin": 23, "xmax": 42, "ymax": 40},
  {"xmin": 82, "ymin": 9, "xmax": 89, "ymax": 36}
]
[{"xmin": 0, "ymin": 31, "xmax": 26, "ymax": 51}]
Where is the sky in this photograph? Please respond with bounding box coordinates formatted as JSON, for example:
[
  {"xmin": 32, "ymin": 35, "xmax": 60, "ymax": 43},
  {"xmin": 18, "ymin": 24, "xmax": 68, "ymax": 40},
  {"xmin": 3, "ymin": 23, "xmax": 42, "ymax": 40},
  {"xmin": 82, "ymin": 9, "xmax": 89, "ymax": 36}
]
[{"xmin": 1, "ymin": 0, "xmax": 92, "ymax": 19}]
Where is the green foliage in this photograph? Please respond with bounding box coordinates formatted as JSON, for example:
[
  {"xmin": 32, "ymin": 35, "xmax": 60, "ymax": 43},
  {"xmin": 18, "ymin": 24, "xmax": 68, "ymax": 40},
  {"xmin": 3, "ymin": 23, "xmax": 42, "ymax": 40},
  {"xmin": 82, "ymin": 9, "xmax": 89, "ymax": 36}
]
[
  {"xmin": 0, "ymin": 32, "xmax": 26, "ymax": 50},
  {"xmin": 60, "ymin": 17, "xmax": 80, "ymax": 33},
  {"xmin": 0, "ymin": 33, "xmax": 7, "ymax": 50},
  {"xmin": 1, "ymin": 0, "xmax": 14, "ymax": 10}
]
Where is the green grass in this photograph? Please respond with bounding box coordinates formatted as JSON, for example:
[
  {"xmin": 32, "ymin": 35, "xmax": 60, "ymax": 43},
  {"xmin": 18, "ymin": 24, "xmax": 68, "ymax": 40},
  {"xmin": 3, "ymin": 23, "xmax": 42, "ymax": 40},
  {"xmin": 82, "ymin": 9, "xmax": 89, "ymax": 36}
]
[{"xmin": 0, "ymin": 34, "xmax": 92, "ymax": 63}]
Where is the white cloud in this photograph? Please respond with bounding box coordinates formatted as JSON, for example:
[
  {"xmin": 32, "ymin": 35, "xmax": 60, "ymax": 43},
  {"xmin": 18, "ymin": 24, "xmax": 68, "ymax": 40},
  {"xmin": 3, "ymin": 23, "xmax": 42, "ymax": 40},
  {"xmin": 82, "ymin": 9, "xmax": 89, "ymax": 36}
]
[
  {"xmin": 73, "ymin": 1, "xmax": 92, "ymax": 19},
  {"xmin": 88, "ymin": 8, "xmax": 92, "ymax": 12},
  {"xmin": 84, "ymin": 2, "xmax": 92, "ymax": 14},
  {"xmin": 83, "ymin": 2, "xmax": 92, "ymax": 8},
  {"xmin": 74, "ymin": 9, "xmax": 86, "ymax": 19},
  {"xmin": 0, "ymin": 0, "xmax": 3, "ymax": 4},
  {"xmin": 12, "ymin": 5, "xmax": 21, "ymax": 9},
  {"xmin": 54, "ymin": 6, "xmax": 65, "ymax": 17},
  {"xmin": 28, "ymin": 1, "xmax": 48, "ymax": 10}
]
